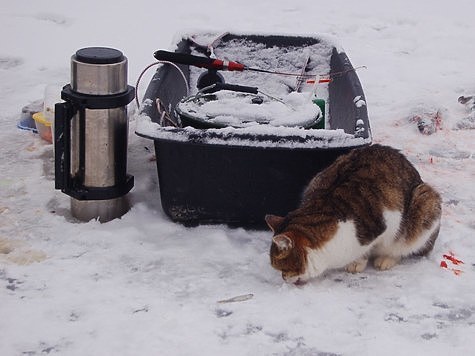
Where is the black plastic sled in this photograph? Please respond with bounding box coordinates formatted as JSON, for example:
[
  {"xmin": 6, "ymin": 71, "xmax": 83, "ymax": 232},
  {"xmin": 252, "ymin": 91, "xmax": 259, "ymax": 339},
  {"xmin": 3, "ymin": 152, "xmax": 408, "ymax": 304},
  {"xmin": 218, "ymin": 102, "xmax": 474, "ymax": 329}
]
[{"xmin": 136, "ymin": 32, "xmax": 371, "ymax": 228}]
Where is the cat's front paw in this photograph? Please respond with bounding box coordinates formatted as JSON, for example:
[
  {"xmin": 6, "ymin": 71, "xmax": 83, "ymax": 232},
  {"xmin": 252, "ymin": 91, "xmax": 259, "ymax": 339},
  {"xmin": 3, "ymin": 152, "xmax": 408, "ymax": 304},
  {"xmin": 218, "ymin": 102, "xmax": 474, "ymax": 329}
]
[
  {"xmin": 346, "ymin": 258, "xmax": 368, "ymax": 273},
  {"xmin": 374, "ymin": 256, "xmax": 400, "ymax": 270}
]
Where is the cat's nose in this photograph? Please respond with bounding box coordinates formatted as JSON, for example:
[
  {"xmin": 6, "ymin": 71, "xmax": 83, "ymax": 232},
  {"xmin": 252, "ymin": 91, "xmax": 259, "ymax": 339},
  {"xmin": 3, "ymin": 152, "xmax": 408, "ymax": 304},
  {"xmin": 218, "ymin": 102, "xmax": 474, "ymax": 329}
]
[
  {"xmin": 282, "ymin": 273, "xmax": 292, "ymax": 283},
  {"xmin": 294, "ymin": 278, "xmax": 307, "ymax": 286},
  {"xmin": 282, "ymin": 274, "xmax": 306, "ymax": 285}
]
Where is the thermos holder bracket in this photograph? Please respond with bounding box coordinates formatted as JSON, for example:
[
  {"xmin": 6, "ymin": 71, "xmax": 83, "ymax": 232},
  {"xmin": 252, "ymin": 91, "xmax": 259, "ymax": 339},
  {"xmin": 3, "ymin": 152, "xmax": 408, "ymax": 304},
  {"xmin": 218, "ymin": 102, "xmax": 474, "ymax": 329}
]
[
  {"xmin": 60, "ymin": 84, "xmax": 135, "ymax": 110},
  {"xmin": 55, "ymin": 85, "xmax": 135, "ymax": 201}
]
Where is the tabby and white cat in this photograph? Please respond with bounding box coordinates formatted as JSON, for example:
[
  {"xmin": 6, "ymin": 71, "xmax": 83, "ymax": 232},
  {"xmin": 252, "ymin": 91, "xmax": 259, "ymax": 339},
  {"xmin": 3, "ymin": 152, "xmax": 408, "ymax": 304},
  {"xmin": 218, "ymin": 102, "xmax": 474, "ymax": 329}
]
[{"xmin": 266, "ymin": 144, "xmax": 441, "ymax": 284}]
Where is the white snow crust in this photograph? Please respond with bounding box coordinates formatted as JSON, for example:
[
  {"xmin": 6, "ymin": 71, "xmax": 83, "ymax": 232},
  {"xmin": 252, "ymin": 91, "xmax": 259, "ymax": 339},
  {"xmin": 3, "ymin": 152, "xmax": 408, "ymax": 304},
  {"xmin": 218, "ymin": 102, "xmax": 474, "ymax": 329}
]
[
  {"xmin": 136, "ymin": 115, "xmax": 368, "ymax": 149},
  {"xmin": 137, "ymin": 31, "xmax": 337, "ymax": 144}
]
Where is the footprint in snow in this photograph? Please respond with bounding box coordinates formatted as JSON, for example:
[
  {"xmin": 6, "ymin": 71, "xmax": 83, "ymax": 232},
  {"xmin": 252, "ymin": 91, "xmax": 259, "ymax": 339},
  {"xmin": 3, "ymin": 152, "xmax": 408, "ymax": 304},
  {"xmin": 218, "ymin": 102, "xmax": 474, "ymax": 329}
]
[
  {"xmin": 429, "ymin": 147, "xmax": 472, "ymax": 160},
  {"xmin": 0, "ymin": 56, "xmax": 23, "ymax": 70},
  {"xmin": 0, "ymin": 237, "xmax": 47, "ymax": 265},
  {"xmin": 34, "ymin": 12, "xmax": 71, "ymax": 26}
]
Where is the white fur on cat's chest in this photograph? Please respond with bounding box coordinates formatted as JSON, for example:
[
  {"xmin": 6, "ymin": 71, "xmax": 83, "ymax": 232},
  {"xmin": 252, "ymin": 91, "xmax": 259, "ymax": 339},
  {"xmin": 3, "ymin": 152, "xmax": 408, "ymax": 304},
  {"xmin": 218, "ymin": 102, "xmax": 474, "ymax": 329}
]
[{"xmin": 304, "ymin": 210, "xmax": 403, "ymax": 278}]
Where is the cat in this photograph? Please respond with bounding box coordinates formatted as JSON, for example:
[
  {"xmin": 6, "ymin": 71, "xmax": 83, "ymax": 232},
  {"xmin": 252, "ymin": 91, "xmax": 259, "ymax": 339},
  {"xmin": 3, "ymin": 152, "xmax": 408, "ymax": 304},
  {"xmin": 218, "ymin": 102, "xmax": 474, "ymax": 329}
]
[{"xmin": 265, "ymin": 144, "xmax": 441, "ymax": 285}]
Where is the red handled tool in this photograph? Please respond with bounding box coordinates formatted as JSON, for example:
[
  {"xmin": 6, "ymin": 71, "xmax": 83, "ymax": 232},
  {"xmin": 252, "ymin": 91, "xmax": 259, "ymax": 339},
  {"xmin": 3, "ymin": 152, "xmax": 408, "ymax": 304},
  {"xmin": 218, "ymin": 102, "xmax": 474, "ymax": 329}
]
[{"xmin": 154, "ymin": 50, "xmax": 317, "ymax": 78}]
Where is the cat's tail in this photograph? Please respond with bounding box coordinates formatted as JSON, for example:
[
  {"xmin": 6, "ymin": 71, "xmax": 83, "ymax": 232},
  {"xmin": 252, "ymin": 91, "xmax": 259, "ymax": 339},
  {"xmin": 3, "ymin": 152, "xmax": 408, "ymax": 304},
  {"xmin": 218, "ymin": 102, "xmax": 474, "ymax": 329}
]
[{"xmin": 404, "ymin": 183, "xmax": 442, "ymax": 256}]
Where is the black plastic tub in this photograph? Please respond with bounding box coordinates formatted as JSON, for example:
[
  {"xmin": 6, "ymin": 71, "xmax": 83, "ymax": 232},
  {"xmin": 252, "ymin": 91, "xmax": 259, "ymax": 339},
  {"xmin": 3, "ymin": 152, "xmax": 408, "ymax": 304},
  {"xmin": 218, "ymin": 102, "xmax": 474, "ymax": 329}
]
[{"xmin": 136, "ymin": 32, "xmax": 371, "ymax": 227}]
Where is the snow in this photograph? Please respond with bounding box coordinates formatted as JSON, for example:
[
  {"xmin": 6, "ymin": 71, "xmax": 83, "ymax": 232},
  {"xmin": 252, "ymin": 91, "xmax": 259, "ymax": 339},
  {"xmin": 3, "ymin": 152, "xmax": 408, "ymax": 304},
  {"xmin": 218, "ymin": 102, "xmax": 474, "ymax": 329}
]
[
  {"xmin": 137, "ymin": 33, "xmax": 365, "ymax": 148},
  {"xmin": 1, "ymin": 1, "xmax": 475, "ymax": 355},
  {"xmin": 353, "ymin": 96, "xmax": 366, "ymax": 108},
  {"xmin": 187, "ymin": 33, "xmax": 334, "ymax": 96},
  {"xmin": 136, "ymin": 115, "xmax": 368, "ymax": 149}
]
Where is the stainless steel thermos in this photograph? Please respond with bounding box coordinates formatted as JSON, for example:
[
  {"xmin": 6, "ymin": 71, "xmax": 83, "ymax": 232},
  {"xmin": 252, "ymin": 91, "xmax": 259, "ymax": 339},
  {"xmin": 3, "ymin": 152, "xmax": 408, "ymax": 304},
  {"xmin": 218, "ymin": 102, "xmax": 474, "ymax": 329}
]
[{"xmin": 55, "ymin": 47, "xmax": 135, "ymax": 222}]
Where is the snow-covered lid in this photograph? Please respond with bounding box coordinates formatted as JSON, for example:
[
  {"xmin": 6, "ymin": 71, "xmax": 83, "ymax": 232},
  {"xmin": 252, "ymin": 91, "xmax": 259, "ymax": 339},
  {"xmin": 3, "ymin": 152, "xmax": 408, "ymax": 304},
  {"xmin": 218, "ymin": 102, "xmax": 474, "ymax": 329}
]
[{"xmin": 175, "ymin": 90, "xmax": 322, "ymax": 129}]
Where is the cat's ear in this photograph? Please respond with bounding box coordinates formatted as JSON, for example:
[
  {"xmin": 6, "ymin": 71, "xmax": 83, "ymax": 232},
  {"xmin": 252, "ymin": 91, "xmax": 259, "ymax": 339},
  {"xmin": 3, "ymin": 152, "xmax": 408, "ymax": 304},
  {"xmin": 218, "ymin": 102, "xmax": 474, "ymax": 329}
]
[
  {"xmin": 272, "ymin": 234, "xmax": 293, "ymax": 252},
  {"xmin": 265, "ymin": 214, "xmax": 285, "ymax": 232}
]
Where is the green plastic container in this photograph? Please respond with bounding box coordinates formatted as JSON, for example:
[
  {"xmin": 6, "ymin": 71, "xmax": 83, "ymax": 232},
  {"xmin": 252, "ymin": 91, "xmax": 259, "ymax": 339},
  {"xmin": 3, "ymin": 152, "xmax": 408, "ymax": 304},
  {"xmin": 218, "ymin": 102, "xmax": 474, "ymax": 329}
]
[{"xmin": 312, "ymin": 98, "xmax": 325, "ymax": 129}]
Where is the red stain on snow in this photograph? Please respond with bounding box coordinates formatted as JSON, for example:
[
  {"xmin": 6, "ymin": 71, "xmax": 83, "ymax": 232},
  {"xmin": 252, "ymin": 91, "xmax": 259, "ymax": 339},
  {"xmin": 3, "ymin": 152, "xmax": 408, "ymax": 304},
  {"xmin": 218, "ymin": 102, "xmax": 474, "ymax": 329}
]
[{"xmin": 440, "ymin": 252, "xmax": 465, "ymax": 276}]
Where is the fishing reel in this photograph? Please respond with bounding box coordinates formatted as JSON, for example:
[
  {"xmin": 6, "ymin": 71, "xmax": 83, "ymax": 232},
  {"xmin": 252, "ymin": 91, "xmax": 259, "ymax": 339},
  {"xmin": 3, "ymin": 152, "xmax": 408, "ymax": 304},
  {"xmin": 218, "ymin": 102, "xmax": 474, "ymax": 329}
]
[{"xmin": 197, "ymin": 69, "xmax": 225, "ymax": 91}]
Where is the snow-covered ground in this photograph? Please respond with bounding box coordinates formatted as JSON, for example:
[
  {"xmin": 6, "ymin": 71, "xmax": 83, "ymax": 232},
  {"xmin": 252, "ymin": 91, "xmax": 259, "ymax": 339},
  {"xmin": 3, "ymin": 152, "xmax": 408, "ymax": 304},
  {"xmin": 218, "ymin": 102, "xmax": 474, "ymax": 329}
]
[{"xmin": 1, "ymin": 1, "xmax": 474, "ymax": 355}]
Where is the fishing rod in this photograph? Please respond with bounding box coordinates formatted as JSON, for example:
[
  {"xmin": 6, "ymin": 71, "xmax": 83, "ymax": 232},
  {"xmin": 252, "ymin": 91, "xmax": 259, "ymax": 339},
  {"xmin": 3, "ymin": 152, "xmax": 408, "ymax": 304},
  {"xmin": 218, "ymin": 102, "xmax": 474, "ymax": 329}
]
[{"xmin": 153, "ymin": 50, "xmax": 318, "ymax": 78}]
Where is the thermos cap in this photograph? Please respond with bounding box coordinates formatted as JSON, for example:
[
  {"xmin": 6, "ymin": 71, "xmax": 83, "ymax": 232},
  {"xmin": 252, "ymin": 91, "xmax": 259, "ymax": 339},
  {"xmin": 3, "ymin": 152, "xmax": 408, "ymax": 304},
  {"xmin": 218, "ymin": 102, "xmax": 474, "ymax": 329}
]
[
  {"xmin": 71, "ymin": 47, "xmax": 128, "ymax": 95},
  {"xmin": 75, "ymin": 47, "xmax": 124, "ymax": 65}
]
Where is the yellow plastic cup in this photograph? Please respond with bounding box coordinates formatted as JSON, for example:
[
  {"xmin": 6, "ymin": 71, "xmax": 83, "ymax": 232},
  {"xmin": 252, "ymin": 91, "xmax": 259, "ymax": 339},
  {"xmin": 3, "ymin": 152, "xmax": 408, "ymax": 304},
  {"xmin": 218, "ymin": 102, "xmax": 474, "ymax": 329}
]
[{"xmin": 32, "ymin": 112, "xmax": 52, "ymax": 144}]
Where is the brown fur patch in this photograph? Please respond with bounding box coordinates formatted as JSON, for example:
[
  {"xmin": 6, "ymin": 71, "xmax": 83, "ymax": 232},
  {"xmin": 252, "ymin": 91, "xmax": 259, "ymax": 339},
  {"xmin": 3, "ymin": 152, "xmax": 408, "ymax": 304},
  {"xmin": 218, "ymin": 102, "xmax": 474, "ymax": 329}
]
[
  {"xmin": 402, "ymin": 183, "xmax": 442, "ymax": 254},
  {"xmin": 300, "ymin": 145, "xmax": 424, "ymax": 244}
]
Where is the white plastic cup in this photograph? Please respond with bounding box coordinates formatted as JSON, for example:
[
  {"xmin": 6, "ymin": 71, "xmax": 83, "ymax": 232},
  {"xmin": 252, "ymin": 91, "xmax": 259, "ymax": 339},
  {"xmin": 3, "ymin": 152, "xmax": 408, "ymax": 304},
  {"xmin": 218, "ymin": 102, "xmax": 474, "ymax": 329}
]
[
  {"xmin": 43, "ymin": 84, "xmax": 63, "ymax": 147},
  {"xmin": 44, "ymin": 84, "xmax": 62, "ymax": 123}
]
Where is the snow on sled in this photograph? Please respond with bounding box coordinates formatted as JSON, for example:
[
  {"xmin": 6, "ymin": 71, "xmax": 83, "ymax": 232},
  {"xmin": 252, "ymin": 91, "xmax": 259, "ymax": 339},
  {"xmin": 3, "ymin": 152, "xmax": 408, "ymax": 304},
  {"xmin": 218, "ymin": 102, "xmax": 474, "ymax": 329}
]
[{"xmin": 136, "ymin": 32, "xmax": 372, "ymax": 227}]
